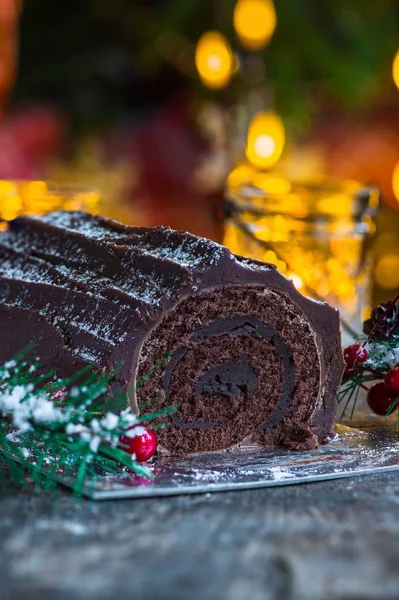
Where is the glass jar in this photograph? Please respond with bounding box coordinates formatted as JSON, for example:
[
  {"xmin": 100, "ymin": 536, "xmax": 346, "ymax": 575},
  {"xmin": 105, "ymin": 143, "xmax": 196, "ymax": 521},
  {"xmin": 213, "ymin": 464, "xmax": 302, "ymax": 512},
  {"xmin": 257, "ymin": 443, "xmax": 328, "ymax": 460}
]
[
  {"xmin": 224, "ymin": 172, "xmax": 379, "ymax": 343},
  {"xmin": 0, "ymin": 180, "xmax": 100, "ymax": 229}
]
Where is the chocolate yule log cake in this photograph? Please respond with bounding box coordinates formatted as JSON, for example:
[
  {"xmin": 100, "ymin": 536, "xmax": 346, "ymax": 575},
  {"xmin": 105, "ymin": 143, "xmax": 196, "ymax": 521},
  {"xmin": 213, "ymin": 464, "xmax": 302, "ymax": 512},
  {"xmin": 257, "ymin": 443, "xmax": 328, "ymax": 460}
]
[{"xmin": 0, "ymin": 211, "xmax": 344, "ymax": 453}]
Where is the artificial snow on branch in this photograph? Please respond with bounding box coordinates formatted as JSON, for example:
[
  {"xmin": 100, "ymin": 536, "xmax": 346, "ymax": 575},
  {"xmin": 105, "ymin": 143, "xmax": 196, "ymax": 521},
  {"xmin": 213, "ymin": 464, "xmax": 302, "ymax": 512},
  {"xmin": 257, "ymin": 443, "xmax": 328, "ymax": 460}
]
[{"xmin": 0, "ymin": 351, "xmax": 173, "ymax": 496}]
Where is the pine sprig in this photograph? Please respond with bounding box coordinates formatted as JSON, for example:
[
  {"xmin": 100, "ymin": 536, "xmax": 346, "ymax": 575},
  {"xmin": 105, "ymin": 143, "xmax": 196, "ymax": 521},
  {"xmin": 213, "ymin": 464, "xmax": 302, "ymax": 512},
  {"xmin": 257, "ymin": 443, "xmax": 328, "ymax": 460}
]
[{"xmin": 0, "ymin": 353, "xmax": 174, "ymax": 496}]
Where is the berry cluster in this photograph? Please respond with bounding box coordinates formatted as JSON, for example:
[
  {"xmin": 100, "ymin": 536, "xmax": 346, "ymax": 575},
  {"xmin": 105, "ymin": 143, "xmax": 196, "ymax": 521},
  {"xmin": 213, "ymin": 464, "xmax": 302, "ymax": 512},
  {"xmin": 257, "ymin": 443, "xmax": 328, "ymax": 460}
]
[{"xmin": 343, "ymin": 343, "xmax": 399, "ymax": 417}]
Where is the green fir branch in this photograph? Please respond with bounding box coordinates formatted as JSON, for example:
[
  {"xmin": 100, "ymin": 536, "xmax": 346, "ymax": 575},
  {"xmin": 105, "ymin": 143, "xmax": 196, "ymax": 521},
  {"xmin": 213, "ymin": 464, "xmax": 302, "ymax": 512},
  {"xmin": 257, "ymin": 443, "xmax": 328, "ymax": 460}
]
[{"xmin": 0, "ymin": 352, "xmax": 175, "ymax": 497}]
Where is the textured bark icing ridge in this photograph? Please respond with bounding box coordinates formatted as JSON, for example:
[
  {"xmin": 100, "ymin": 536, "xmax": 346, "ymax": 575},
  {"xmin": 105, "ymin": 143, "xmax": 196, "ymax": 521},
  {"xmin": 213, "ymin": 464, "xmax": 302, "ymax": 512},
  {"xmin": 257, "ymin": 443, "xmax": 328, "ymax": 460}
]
[{"xmin": 0, "ymin": 211, "xmax": 345, "ymax": 453}]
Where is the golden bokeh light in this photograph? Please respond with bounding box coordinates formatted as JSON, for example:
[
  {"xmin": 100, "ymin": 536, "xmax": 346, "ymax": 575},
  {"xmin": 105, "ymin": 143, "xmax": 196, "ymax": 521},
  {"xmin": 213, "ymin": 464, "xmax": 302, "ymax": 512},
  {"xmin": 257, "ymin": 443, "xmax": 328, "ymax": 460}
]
[
  {"xmin": 234, "ymin": 0, "xmax": 277, "ymax": 50},
  {"xmin": 195, "ymin": 31, "xmax": 233, "ymax": 89},
  {"xmin": 253, "ymin": 174, "xmax": 291, "ymax": 195},
  {"xmin": 227, "ymin": 162, "xmax": 256, "ymax": 188},
  {"xmin": 246, "ymin": 111, "xmax": 285, "ymax": 169},
  {"xmin": 223, "ymin": 177, "xmax": 377, "ymax": 342},
  {"xmin": 392, "ymin": 160, "xmax": 399, "ymax": 202},
  {"xmin": 393, "ymin": 50, "xmax": 399, "ymax": 90},
  {"xmin": 0, "ymin": 180, "xmax": 100, "ymax": 222}
]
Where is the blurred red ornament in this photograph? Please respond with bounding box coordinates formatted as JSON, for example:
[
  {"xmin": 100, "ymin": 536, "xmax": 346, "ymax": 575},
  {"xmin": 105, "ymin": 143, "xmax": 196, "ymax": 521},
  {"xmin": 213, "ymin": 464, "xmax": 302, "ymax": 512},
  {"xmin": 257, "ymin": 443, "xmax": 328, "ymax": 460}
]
[
  {"xmin": 0, "ymin": 130, "xmax": 37, "ymax": 179},
  {"xmin": 106, "ymin": 98, "xmax": 224, "ymax": 241},
  {"xmin": 8, "ymin": 106, "xmax": 66, "ymax": 157},
  {"xmin": 0, "ymin": 106, "xmax": 66, "ymax": 179}
]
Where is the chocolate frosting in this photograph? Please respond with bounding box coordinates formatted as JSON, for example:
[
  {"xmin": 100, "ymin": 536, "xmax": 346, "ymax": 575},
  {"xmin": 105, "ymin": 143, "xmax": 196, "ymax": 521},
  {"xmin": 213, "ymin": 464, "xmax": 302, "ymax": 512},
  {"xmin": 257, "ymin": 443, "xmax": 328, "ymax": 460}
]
[{"xmin": 0, "ymin": 211, "xmax": 345, "ymax": 449}]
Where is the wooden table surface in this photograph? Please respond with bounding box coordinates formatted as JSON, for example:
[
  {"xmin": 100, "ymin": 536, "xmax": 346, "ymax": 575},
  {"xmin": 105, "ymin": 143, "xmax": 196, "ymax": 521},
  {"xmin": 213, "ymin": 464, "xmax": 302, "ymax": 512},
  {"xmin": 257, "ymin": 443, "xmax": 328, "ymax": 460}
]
[{"xmin": 1, "ymin": 470, "xmax": 399, "ymax": 600}]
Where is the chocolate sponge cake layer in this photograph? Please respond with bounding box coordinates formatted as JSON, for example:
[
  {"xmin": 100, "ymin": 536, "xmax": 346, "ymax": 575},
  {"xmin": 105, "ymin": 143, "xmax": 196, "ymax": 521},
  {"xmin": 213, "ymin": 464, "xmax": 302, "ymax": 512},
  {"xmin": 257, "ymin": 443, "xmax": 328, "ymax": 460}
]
[
  {"xmin": 138, "ymin": 287, "xmax": 321, "ymax": 453},
  {"xmin": 0, "ymin": 211, "xmax": 345, "ymax": 453}
]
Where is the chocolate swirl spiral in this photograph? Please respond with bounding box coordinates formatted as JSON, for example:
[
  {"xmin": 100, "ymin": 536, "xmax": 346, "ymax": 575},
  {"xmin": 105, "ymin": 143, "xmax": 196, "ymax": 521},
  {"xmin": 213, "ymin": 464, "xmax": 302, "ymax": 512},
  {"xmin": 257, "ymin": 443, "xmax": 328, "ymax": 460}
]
[{"xmin": 137, "ymin": 287, "xmax": 325, "ymax": 454}]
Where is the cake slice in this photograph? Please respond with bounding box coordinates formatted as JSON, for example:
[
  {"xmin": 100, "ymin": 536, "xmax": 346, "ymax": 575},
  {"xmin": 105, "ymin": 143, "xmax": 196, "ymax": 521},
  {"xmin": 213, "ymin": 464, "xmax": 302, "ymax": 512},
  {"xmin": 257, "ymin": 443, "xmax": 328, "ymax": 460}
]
[{"xmin": 0, "ymin": 211, "xmax": 344, "ymax": 453}]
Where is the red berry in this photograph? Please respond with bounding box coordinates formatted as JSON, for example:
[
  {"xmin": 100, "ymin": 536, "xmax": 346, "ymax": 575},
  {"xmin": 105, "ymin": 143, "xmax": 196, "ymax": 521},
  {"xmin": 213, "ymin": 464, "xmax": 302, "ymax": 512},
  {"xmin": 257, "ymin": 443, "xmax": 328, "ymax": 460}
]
[
  {"xmin": 367, "ymin": 382, "xmax": 398, "ymax": 416},
  {"xmin": 384, "ymin": 366, "xmax": 399, "ymax": 394},
  {"xmin": 343, "ymin": 344, "xmax": 368, "ymax": 368},
  {"xmin": 44, "ymin": 383, "xmax": 67, "ymax": 401},
  {"xmin": 119, "ymin": 426, "xmax": 157, "ymax": 462}
]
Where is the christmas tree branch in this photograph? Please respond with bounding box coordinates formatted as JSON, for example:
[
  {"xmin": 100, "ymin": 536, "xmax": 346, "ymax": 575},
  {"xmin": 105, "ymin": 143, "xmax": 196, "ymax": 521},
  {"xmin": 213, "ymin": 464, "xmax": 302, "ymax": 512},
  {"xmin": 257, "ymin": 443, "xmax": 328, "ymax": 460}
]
[{"xmin": 0, "ymin": 352, "xmax": 174, "ymax": 497}]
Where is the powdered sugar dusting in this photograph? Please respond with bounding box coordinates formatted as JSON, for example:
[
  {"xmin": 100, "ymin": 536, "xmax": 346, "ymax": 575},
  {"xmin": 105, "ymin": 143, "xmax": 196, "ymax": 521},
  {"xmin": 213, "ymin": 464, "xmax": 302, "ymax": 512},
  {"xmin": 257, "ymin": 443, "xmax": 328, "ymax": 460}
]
[
  {"xmin": 37, "ymin": 211, "xmax": 226, "ymax": 269},
  {"xmin": 142, "ymin": 234, "xmax": 226, "ymax": 268},
  {"xmin": 234, "ymin": 255, "xmax": 273, "ymax": 272},
  {"xmin": 267, "ymin": 466, "xmax": 296, "ymax": 481},
  {"xmin": 0, "ymin": 211, "xmax": 233, "ymax": 365}
]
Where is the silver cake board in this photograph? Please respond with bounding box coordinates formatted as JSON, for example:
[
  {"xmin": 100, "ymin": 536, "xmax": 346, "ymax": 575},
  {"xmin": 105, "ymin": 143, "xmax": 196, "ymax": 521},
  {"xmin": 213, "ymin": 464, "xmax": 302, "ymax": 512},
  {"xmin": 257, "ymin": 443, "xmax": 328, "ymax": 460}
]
[{"xmin": 52, "ymin": 427, "xmax": 399, "ymax": 500}]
